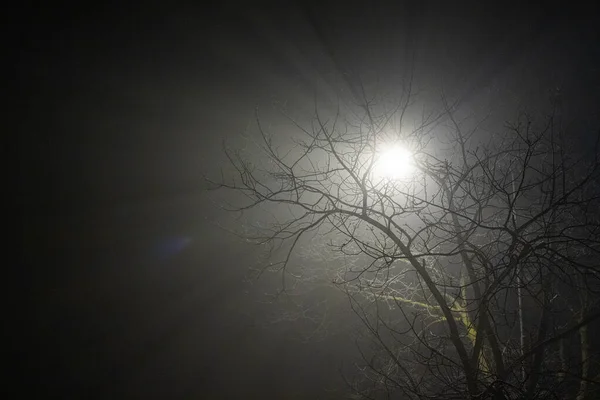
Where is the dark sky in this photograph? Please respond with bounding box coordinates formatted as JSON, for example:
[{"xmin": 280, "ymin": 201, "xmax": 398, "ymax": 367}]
[{"xmin": 18, "ymin": 2, "xmax": 599, "ymax": 399}]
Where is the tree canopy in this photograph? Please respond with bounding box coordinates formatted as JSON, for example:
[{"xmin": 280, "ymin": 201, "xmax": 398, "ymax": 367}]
[{"xmin": 208, "ymin": 80, "xmax": 600, "ymax": 399}]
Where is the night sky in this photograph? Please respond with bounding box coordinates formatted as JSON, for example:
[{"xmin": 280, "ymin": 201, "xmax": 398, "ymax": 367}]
[{"xmin": 18, "ymin": 2, "xmax": 600, "ymax": 399}]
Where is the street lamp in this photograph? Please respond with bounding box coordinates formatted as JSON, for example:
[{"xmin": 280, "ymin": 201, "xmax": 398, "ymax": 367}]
[{"xmin": 373, "ymin": 144, "xmax": 415, "ymax": 180}]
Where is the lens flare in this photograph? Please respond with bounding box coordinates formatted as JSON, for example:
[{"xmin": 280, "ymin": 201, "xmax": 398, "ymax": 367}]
[{"xmin": 155, "ymin": 236, "xmax": 192, "ymax": 260}]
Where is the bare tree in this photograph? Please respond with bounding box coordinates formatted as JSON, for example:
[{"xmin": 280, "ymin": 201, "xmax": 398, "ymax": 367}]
[{"xmin": 206, "ymin": 80, "xmax": 600, "ymax": 399}]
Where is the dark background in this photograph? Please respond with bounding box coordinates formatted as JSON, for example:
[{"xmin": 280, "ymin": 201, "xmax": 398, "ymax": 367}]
[{"xmin": 17, "ymin": 2, "xmax": 599, "ymax": 398}]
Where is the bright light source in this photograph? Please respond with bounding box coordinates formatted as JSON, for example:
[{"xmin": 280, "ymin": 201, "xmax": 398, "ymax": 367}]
[{"xmin": 374, "ymin": 145, "xmax": 415, "ymax": 180}]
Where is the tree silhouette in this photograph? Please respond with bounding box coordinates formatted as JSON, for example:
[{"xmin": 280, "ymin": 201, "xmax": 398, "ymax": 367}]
[{"xmin": 207, "ymin": 79, "xmax": 600, "ymax": 399}]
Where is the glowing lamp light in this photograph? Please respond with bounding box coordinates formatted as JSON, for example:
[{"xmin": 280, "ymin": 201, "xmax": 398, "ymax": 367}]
[{"xmin": 374, "ymin": 145, "xmax": 415, "ymax": 180}]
